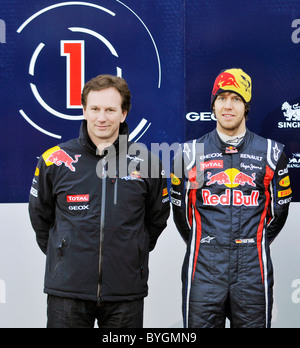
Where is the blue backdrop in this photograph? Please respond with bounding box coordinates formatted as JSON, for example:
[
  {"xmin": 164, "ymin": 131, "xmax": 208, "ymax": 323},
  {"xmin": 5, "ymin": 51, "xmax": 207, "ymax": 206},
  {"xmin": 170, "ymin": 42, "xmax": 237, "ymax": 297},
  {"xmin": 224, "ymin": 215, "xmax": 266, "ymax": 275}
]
[{"xmin": 0, "ymin": 0, "xmax": 299, "ymax": 203}]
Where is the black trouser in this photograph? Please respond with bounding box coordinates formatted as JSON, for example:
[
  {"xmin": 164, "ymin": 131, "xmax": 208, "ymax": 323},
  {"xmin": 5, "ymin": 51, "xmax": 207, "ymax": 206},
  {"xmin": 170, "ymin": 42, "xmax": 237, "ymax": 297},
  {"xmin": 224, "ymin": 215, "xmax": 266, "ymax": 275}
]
[{"xmin": 47, "ymin": 295, "xmax": 144, "ymax": 328}]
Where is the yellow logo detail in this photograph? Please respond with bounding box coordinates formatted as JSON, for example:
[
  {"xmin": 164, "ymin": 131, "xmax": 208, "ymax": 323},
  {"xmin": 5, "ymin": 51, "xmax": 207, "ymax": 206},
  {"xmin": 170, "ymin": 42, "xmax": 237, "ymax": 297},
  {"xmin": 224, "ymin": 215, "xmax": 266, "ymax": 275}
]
[
  {"xmin": 279, "ymin": 176, "xmax": 290, "ymax": 187},
  {"xmin": 42, "ymin": 146, "xmax": 61, "ymax": 166},
  {"xmin": 171, "ymin": 173, "xmax": 181, "ymax": 185}
]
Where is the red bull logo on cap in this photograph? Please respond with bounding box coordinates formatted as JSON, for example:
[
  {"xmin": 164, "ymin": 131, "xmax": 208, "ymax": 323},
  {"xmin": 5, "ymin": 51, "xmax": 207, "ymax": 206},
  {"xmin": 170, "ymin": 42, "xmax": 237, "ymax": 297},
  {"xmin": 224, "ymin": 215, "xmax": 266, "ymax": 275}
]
[
  {"xmin": 212, "ymin": 72, "xmax": 240, "ymax": 96},
  {"xmin": 42, "ymin": 146, "xmax": 81, "ymax": 172},
  {"xmin": 211, "ymin": 68, "xmax": 252, "ymax": 105}
]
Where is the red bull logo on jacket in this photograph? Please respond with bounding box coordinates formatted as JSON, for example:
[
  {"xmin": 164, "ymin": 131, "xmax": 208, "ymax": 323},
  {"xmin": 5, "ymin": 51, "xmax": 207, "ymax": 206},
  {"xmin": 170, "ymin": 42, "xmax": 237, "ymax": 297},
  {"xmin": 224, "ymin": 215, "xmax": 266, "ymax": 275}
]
[{"xmin": 42, "ymin": 146, "xmax": 81, "ymax": 172}]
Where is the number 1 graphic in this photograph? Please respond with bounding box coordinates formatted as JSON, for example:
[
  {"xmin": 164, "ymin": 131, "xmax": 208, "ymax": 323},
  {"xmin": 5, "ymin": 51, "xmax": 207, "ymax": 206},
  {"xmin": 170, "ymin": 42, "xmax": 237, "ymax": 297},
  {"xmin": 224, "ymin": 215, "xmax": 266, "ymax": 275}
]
[{"xmin": 61, "ymin": 40, "xmax": 85, "ymax": 108}]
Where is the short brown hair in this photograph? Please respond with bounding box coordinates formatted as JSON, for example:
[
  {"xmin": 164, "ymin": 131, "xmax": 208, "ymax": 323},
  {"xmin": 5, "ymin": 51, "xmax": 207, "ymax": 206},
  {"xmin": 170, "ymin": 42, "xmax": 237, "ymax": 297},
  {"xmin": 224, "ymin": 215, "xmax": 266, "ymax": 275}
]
[{"xmin": 81, "ymin": 75, "xmax": 131, "ymax": 113}]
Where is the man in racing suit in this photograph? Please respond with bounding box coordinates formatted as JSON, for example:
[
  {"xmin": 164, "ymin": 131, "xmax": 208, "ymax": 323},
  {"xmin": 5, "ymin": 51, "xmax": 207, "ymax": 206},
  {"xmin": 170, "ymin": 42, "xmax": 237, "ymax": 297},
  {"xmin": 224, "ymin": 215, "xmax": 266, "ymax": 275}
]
[
  {"xmin": 29, "ymin": 75, "xmax": 170, "ymax": 328},
  {"xmin": 171, "ymin": 68, "xmax": 292, "ymax": 328}
]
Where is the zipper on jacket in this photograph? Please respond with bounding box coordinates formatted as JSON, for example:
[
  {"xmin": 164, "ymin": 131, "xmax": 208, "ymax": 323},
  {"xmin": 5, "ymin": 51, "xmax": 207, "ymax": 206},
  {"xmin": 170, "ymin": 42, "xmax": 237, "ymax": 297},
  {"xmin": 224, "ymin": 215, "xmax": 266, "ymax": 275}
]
[
  {"xmin": 59, "ymin": 239, "xmax": 66, "ymax": 257},
  {"xmin": 97, "ymin": 157, "xmax": 107, "ymax": 306},
  {"xmin": 114, "ymin": 170, "xmax": 118, "ymax": 205}
]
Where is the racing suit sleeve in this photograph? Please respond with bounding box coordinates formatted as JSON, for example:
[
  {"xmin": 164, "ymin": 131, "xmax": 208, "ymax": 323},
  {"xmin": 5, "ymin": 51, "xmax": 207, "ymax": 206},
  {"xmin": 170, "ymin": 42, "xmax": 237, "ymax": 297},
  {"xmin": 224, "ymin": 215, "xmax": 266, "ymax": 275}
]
[
  {"xmin": 145, "ymin": 158, "xmax": 170, "ymax": 251},
  {"xmin": 267, "ymin": 151, "xmax": 292, "ymax": 244},
  {"xmin": 170, "ymin": 144, "xmax": 192, "ymax": 244},
  {"xmin": 28, "ymin": 157, "xmax": 55, "ymax": 254}
]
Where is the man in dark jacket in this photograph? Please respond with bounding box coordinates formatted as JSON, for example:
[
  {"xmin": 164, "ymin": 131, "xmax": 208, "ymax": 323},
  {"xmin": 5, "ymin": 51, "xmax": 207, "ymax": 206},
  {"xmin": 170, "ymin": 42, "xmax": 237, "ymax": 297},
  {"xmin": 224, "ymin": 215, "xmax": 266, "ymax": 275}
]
[
  {"xmin": 29, "ymin": 75, "xmax": 170, "ymax": 328},
  {"xmin": 171, "ymin": 68, "xmax": 292, "ymax": 328}
]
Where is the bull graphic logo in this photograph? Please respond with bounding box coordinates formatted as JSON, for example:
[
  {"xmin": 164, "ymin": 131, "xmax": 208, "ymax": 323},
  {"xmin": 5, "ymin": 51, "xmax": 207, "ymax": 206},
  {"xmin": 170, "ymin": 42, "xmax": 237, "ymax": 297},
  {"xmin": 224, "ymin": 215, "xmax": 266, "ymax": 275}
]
[
  {"xmin": 46, "ymin": 149, "xmax": 81, "ymax": 172},
  {"xmin": 212, "ymin": 72, "xmax": 240, "ymax": 96},
  {"xmin": 207, "ymin": 171, "xmax": 231, "ymax": 186},
  {"xmin": 240, "ymin": 74, "xmax": 251, "ymax": 93},
  {"xmin": 233, "ymin": 172, "xmax": 256, "ymax": 187},
  {"xmin": 206, "ymin": 168, "xmax": 256, "ymax": 188}
]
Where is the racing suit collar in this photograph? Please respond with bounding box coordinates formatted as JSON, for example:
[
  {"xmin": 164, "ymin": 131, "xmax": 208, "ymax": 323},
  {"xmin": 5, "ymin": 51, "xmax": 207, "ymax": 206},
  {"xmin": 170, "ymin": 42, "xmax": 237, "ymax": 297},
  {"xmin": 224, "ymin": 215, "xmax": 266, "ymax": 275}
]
[
  {"xmin": 79, "ymin": 120, "xmax": 130, "ymax": 157},
  {"xmin": 212, "ymin": 128, "xmax": 252, "ymax": 155}
]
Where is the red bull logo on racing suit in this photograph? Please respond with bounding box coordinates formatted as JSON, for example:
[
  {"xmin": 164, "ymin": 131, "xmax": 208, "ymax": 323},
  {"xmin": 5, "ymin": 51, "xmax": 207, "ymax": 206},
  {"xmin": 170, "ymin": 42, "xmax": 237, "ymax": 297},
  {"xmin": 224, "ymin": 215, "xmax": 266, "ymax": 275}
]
[
  {"xmin": 203, "ymin": 168, "xmax": 259, "ymax": 206},
  {"xmin": 207, "ymin": 171, "xmax": 231, "ymax": 186},
  {"xmin": 207, "ymin": 168, "xmax": 256, "ymax": 188},
  {"xmin": 233, "ymin": 172, "xmax": 256, "ymax": 187}
]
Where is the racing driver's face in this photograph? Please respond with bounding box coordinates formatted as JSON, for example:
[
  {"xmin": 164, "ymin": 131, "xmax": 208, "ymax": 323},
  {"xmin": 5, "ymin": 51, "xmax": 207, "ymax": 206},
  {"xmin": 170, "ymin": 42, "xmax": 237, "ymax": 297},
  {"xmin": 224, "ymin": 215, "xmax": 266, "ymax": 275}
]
[
  {"xmin": 214, "ymin": 92, "xmax": 246, "ymax": 136},
  {"xmin": 83, "ymin": 87, "xmax": 127, "ymax": 149}
]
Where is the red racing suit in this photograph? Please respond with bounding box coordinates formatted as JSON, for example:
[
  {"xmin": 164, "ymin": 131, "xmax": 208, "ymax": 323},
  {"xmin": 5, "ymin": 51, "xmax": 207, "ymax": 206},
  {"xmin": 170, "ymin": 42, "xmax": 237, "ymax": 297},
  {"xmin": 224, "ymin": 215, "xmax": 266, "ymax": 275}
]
[{"xmin": 171, "ymin": 129, "xmax": 292, "ymax": 328}]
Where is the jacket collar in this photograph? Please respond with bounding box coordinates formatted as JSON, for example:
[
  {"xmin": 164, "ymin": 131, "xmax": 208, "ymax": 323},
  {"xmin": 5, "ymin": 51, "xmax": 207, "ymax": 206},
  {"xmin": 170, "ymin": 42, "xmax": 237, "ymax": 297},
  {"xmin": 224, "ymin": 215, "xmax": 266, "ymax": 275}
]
[{"xmin": 211, "ymin": 128, "xmax": 253, "ymax": 155}]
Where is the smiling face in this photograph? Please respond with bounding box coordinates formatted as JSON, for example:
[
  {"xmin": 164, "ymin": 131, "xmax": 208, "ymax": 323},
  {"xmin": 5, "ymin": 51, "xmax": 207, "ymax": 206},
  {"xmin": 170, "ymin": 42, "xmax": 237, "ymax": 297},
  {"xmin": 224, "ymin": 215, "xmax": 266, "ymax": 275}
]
[
  {"xmin": 213, "ymin": 92, "xmax": 246, "ymax": 136},
  {"xmin": 83, "ymin": 87, "xmax": 127, "ymax": 148}
]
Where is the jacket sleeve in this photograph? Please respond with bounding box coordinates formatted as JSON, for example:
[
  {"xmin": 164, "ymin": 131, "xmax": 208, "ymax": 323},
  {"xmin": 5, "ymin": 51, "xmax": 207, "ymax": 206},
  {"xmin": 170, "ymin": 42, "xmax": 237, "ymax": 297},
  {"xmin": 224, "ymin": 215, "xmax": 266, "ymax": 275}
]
[
  {"xmin": 28, "ymin": 156, "xmax": 55, "ymax": 254},
  {"xmin": 145, "ymin": 157, "xmax": 170, "ymax": 251},
  {"xmin": 267, "ymin": 151, "xmax": 292, "ymax": 244},
  {"xmin": 170, "ymin": 144, "xmax": 193, "ymax": 244}
]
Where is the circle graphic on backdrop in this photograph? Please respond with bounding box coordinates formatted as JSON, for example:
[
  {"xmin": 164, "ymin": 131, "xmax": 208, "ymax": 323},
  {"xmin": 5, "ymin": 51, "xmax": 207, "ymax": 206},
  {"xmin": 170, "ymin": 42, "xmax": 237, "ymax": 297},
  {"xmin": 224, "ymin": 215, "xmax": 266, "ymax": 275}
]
[{"xmin": 17, "ymin": 1, "xmax": 161, "ymax": 141}]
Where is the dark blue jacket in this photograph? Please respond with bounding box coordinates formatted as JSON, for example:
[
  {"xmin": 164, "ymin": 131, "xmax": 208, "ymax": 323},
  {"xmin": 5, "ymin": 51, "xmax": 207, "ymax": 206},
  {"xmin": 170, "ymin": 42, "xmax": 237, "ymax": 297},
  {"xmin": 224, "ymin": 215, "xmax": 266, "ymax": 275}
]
[{"xmin": 29, "ymin": 121, "xmax": 170, "ymax": 303}]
